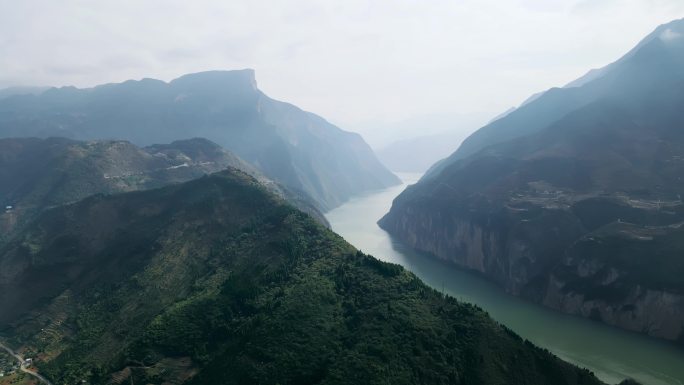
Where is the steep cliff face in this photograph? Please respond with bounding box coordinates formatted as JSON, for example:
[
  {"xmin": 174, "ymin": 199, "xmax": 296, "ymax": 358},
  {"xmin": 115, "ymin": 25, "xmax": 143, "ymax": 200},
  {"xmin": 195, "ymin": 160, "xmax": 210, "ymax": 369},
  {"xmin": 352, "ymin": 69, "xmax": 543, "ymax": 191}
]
[
  {"xmin": 542, "ymin": 274, "xmax": 684, "ymax": 341},
  {"xmin": 380, "ymin": 197, "xmax": 684, "ymax": 342},
  {"xmin": 380, "ymin": 19, "xmax": 684, "ymax": 343}
]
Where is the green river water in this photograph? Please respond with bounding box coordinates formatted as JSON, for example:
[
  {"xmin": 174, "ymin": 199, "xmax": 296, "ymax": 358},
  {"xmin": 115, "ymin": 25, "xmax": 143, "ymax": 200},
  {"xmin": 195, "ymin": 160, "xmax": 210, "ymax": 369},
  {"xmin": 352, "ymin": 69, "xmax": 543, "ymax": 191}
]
[{"xmin": 326, "ymin": 173, "xmax": 684, "ymax": 385}]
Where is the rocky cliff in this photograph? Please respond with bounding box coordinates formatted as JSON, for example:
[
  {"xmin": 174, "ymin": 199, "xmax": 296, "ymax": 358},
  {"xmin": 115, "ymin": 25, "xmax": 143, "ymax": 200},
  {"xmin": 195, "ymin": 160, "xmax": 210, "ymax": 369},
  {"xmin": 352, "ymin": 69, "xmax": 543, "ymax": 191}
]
[{"xmin": 380, "ymin": 202, "xmax": 684, "ymax": 342}]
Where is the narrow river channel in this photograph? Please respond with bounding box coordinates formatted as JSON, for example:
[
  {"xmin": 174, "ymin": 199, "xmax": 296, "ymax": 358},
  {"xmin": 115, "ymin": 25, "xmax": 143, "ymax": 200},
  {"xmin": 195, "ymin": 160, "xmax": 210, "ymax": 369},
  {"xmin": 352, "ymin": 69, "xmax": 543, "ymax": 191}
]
[{"xmin": 326, "ymin": 173, "xmax": 684, "ymax": 385}]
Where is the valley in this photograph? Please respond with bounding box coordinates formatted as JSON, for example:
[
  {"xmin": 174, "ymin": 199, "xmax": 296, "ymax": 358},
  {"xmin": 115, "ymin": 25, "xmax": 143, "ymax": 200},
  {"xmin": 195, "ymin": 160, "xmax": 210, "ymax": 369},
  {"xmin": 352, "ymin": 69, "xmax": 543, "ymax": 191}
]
[{"xmin": 2, "ymin": 6, "xmax": 684, "ymax": 384}]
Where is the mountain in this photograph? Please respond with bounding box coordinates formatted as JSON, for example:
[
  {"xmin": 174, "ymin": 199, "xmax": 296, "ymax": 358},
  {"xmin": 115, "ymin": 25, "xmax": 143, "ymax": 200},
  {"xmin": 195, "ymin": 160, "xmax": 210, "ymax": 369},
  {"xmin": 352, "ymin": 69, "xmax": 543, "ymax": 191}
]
[
  {"xmin": 0, "ymin": 70, "xmax": 399, "ymax": 210},
  {"xmin": 376, "ymin": 108, "xmax": 519, "ymax": 173},
  {"xmin": 377, "ymin": 131, "xmax": 471, "ymax": 173},
  {"xmin": 351, "ymin": 112, "xmax": 491, "ymax": 149},
  {"xmin": 372, "ymin": 112, "xmax": 494, "ymax": 173},
  {"xmin": 0, "ymin": 137, "xmax": 327, "ymax": 242},
  {"xmin": 0, "ymin": 168, "xmax": 610, "ymax": 385},
  {"xmin": 380, "ymin": 19, "xmax": 684, "ymax": 342},
  {"xmin": 423, "ymin": 19, "xmax": 684, "ymax": 181},
  {"xmin": 0, "ymin": 86, "xmax": 49, "ymax": 100},
  {"xmin": 487, "ymin": 106, "xmax": 517, "ymax": 124},
  {"xmin": 564, "ymin": 20, "xmax": 684, "ymax": 89}
]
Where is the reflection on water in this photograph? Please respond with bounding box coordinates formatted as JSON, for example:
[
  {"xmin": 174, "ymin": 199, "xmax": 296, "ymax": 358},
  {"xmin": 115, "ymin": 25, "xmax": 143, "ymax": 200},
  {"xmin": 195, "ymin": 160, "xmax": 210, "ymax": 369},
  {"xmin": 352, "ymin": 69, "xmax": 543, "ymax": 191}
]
[{"xmin": 326, "ymin": 173, "xmax": 684, "ymax": 385}]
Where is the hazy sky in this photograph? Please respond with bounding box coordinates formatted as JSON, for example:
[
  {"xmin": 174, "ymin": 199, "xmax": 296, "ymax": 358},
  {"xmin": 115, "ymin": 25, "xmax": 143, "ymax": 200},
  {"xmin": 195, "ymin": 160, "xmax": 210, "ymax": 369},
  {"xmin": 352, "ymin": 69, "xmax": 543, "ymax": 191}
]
[{"xmin": 1, "ymin": 0, "xmax": 683, "ymax": 140}]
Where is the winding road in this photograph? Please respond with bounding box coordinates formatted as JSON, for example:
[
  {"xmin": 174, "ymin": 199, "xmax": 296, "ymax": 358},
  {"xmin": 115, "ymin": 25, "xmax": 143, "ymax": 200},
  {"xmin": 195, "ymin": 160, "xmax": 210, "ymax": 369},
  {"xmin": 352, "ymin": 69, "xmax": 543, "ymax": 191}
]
[{"xmin": 0, "ymin": 341, "xmax": 52, "ymax": 385}]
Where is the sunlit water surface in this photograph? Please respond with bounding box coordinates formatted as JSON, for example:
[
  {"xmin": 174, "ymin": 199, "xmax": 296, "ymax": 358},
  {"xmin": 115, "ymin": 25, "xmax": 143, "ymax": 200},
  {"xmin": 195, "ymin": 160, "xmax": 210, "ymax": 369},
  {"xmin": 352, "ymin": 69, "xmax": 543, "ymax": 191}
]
[{"xmin": 326, "ymin": 173, "xmax": 684, "ymax": 385}]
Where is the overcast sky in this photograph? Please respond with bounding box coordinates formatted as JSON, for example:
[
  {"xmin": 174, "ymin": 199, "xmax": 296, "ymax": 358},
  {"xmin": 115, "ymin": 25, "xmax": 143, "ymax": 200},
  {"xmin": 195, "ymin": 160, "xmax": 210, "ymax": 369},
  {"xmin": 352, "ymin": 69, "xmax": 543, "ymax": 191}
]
[{"xmin": 1, "ymin": 0, "xmax": 683, "ymax": 143}]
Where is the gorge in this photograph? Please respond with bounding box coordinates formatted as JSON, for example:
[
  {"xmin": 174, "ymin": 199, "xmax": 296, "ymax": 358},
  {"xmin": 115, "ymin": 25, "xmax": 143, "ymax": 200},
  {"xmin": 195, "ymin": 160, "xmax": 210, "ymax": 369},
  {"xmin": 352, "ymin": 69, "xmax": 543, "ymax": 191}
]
[{"xmin": 329, "ymin": 174, "xmax": 684, "ymax": 385}]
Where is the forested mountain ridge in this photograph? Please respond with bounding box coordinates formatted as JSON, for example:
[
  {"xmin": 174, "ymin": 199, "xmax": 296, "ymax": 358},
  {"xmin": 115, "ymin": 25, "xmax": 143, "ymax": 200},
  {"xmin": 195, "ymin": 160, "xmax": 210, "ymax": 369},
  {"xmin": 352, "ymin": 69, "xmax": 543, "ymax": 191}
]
[
  {"xmin": 0, "ymin": 136, "xmax": 327, "ymax": 243},
  {"xmin": 0, "ymin": 169, "xmax": 611, "ymax": 385},
  {"xmin": 0, "ymin": 70, "xmax": 399, "ymax": 210},
  {"xmin": 380, "ymin": 19, "xmax": 684, "ymax": 342}
]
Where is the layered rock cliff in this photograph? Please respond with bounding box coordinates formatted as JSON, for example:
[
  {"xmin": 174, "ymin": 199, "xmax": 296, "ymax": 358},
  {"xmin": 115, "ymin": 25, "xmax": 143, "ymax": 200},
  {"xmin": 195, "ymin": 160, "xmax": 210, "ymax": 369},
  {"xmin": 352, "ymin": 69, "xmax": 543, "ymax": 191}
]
[{"xmin": 380, "ymin": 201, "xmax": 684, "ymax": 342}]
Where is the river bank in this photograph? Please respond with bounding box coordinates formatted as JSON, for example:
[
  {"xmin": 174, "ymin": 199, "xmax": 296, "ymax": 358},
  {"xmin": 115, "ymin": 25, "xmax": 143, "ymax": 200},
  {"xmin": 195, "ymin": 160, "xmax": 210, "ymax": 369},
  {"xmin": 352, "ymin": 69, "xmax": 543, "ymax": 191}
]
[{"xmin": 326, "ymin": 173, "xmax": 684, "ymax": 385}]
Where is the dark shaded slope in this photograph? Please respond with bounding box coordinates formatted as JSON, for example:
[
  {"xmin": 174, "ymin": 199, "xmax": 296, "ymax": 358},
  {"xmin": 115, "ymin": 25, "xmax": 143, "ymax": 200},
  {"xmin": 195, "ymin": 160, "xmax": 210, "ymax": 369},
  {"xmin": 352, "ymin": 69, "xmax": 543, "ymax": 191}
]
[
  {"xmin": 0, "ymin": 170, "xmax": 605, "ymax": 385},
  {"xmin": 0, "ymin": 70, "xmax": 399, "ymax": 209},
  {"xmin": 381, "ymin": 19, "xmax": 684, "ymax": 342}
]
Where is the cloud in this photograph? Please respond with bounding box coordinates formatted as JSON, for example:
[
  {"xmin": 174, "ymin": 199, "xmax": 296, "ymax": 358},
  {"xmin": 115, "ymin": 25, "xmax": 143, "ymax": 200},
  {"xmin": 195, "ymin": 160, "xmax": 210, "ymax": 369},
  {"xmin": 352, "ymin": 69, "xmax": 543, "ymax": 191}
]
[
  {"xmin": 0, "ymin": 0, "xmax": 683, "ymax": 142},
  {"xmin": 660, "ymin": 28, "xmax": 683, "ymax": 41}
]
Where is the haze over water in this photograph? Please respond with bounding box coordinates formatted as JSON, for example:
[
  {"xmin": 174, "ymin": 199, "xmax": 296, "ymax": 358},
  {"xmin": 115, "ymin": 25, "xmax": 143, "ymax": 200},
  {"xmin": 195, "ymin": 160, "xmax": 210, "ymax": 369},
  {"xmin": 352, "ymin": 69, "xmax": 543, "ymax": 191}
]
[{"xmin": 326, "ymin": 173, "xmax": 684, "ymax": 385}]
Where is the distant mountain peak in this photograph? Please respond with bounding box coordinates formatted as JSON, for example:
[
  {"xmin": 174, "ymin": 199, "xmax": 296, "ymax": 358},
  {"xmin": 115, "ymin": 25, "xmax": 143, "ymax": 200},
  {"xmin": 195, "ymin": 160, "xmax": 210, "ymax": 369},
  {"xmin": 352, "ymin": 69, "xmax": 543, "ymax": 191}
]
[
  {"xmin": 566, "ymin": 18, "xmax": 684, "ymax": 88},
  {"xmin": 170, "ymin": 69, "xmax": 258, "ymax": 92},
  {"xmin": 661, "ymin": 17, "xmax": 684, "ymax": 29}
]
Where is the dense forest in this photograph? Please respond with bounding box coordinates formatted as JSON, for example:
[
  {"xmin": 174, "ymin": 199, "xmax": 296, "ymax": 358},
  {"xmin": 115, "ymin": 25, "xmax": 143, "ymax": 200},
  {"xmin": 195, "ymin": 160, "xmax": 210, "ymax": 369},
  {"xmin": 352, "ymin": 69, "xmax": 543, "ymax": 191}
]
[{"xmin": 1, "ymin": 170, "xmax": 606, "ymax": 385}]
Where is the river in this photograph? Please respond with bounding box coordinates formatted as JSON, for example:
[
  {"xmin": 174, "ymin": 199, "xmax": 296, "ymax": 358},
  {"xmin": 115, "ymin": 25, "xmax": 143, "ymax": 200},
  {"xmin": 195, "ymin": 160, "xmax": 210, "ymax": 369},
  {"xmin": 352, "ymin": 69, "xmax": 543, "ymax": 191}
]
[{"xmin": 326, "ymin": 172, "xmax": 684, "ymax": 385}]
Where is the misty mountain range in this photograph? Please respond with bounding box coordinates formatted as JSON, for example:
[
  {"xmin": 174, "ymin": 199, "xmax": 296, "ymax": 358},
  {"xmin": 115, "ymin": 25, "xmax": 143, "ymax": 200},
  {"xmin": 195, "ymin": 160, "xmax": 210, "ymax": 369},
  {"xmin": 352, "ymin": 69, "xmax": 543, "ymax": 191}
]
[{"xmin": 0, "ymin": 69, "xmax": 399, "ymax": 210}]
